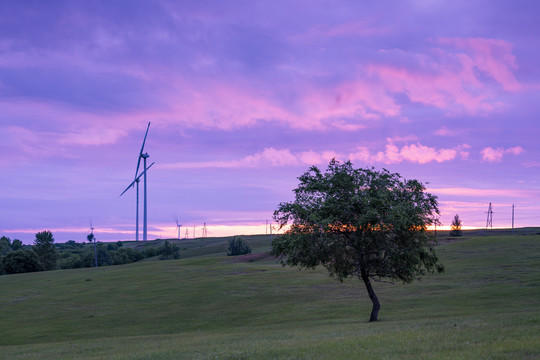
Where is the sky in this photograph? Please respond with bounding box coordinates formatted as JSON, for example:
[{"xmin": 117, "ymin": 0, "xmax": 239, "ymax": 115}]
[{"xmin": 1, "ymin": 0, "xmax": 539, "ymax": 243}]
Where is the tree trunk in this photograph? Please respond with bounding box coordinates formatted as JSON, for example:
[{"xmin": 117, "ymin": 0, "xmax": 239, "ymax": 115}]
[{"xmin": 361, "ymin": 271, "xmax": 380, "ymax": 322}]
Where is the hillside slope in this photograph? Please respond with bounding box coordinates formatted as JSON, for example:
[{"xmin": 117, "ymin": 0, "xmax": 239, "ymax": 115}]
[{"xmin": 0, "ymin": 233, "xmax": 539, "ymax": 359}]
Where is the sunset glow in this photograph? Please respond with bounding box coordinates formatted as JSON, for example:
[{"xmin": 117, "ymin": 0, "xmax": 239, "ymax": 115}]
[{"xmin": 1, "ymin": 1, "xmax": 538, "ymax": 243}]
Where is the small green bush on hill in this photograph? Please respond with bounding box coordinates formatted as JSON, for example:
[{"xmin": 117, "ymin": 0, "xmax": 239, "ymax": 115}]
[{"xmin": 227, "ymin": 237, "xmax": 252, "ymax": 256}]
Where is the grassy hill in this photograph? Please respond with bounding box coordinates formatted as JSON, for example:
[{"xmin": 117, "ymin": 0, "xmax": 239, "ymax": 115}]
[{"xmin": 0, "ymin": 231, "xmax": 539, "ymax": 359}]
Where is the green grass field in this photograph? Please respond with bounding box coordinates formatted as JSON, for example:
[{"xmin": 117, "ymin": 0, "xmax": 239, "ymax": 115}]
[{"xmin": 1, "ymin": 231, "xmax": 539, "ymax": 359}]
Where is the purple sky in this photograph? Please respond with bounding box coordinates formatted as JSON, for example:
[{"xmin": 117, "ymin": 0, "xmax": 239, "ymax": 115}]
[{"xmin": 1, "ymin": 1, "xmax": 539, "ymax": 243}]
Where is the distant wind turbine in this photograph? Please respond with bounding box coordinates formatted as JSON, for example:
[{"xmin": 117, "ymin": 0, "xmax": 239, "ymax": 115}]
[
  {"xmin": 120, "ymin": 122, "xmax": 153, "ymax": 241},
  {"xmin": 176, "ymin": 217, "xmax": 182, "ymax": 240}
]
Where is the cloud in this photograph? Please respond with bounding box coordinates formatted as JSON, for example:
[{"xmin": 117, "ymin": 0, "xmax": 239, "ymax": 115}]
[
  {"xmin": 434, "ymin": 126, "xmax": 459, "ymax": 137},
  {"xmin": 350, "ymin": 139, "xmax": 467, "ymax": 165},
  {"xmin": 161, "ymin": 138, "xmax": 525, "ymax": 170},
  {"xmin": 481, "ymin": 146, "xmax": 524, "ymax": 162},
  {"xmin": 160, "ymin": 147, "xmax": 344, "ymax": 169},
  {"xmin": 161, "ymin": 140, "xmax": 473, "ymax": 170},
  {"xmin": 436, "ymin": 37, "xmax": 521, "ymax": 92}
]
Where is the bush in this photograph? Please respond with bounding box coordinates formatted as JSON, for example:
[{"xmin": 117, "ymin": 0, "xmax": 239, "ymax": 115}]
[
  {"xmin": 143, "ymin": 247, "xmax": 158, "ymax": 258},
  {"xmin": 2, "ymin": 250, "xmax": 42, "ymax": 274},
  {"xmin": 159, "ymin": 240, "xmax": 180, "ymax": 260},
  {"xmin": 227, "ymin": 237, "xmax": 251, "ymax": 256},
  {"xmin": 58, "ymin": 254, "xmax": 84, "ymax": 269}
]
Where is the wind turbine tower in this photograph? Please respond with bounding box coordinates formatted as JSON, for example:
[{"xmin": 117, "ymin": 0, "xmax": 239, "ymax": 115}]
[
  {"xmin": 120, "ymin": 122, "xmax": 154, "ymax": 241},
  {"xmin": 176, "ymin": 219, "xmax": 182, "ymax": 240}
]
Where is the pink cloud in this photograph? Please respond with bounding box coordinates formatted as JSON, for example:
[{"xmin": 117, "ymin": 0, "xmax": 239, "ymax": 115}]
[
  {"xmin": 364, "ymin": 37, "xmax": 522, "ymax": 115},
  {"xmin": 160, "ymin": 148, "xmax": 344, "ymax": 169},
  {"xmin": 481, "ymin": 146, "xmax": 524, "ymax": 162},
  {"xmin": 435, "ymin": 126, "xmax": 457, "ymax": 136},
  {"xmin": 243, "ymin": 148, "xmax": 299, "ymax": 167},
  {"xmin": 368, "ymin": 62, "xmax": 492, "ymax": 114},
  {"xmin": 350, "ymin": 139, "xmax": 465, "ymax": 165},
  {"xmin": 437, "ymin": 37, "xmax": 521, "ymax": 91}
]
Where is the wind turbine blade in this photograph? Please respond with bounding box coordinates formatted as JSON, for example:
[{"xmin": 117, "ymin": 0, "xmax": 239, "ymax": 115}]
[
  {"xmin": 134, "ymin": 122, "xmax": 151, "ymax": 178},
  {"xmin": 121, "ymin": 162, "xmax": 154, "ymax": 196},
  {"xmin": 120, "ymin": 179, "xmax": 136, "ymax": 197},
  {"xmin": 135, "ymin": 162, "xmax": 155, "ymax": 181}
]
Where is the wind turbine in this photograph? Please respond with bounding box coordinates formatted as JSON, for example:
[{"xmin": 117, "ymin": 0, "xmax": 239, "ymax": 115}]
[
  {"xmin": 176, "ymin": 218, "xmax": 182, "ymax": 240},
  {"xmin": 120, "ymin": 122, "xmax": 153, "ymax": 241},
  {"xmin": 88, "ymin": 222, "xmax": 97, "ymax": 267}
]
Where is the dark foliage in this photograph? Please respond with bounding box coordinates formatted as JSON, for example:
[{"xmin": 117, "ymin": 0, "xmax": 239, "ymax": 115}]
[
  {"xmin": 272, "ymin": 159, "xmax": 444, "ymax": 321},
  {"xmin": 227, "ymin": 237, "xmax": 252, "ymax": 256},
  {"xmin": 2, "ymin": 250, "xmax": 42, "ymax": 274},
  {"xmin": 450, "ymin": 214, "xmax": 463, "ymax": 237},
  {"xmin": 159, "ymin": 240, "xmax": 180, "ymax": 260},
  {"xmin": 34, "ymin": 231, "xmax": 58, "ymax": 271}
]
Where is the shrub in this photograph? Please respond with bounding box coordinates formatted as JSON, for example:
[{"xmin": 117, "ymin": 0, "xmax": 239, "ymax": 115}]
[
  {"xmin": 2, "ymin": 250, "xmax": 42, "ymax": 274},
  {"xmin": 227, "ymin": 237, "xmax": 251, "ymax": 256},
  {"xmin": 159, "ymin": 240, "xmax": 180, "ymax": 260}
]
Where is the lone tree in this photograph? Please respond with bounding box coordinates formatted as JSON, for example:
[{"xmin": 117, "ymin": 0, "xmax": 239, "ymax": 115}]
[
  {"xmin": 34, "ymin": 230, "xmax": 58, "ymax": 271},
  {"xmin": 450, "ymin": 214, "xmax": 463, "ymax": 237},
  {"xmin": 272, "ymin": 160, "xmax": 444, "ymax": 322}
]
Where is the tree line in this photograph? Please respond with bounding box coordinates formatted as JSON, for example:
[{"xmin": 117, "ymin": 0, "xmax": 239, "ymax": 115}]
[{"xmin": 0, "ymin": 231, "xmax": 180, "ymax": 275}]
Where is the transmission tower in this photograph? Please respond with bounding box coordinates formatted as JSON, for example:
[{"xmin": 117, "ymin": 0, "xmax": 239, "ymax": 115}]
[
  {"xmin": 202, "ymin": 222, "xmax": 208, "ymax": 237},
  {"xmin": 486, "ymin": 202, "xmax": 493, "ymax": 229},
  {"xmin": 184, "ymin": 228, "xmax": 189, "ymax": 239}
]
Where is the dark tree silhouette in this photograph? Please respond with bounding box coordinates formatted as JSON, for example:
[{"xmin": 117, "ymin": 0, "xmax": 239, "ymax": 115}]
[
  {"xmin": 450, "ymin": 214, "xmax": 463, "ymax": 237},
  {"xmin": 34, "ymin": 231, "xmax": 58, "ymax": 271}
]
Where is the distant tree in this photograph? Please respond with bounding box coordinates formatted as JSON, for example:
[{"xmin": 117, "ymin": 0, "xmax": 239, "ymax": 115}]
[
  {"xmin": 60, "ymin": 240, "xmax": 84, "ymax": 250},
  {"xmin": 2, "ymin": 250, "xmax": 42, "ymax": 274},
  {"xmin": 450, "ymin": 214, "xmax": 463, "ymax": 237},
  {"xmin": 227, "ymin": 237, "xmax": 252, "ymax": 256},
  {"xmin": 33, "ymin": 231, "xmax": 58, "ymax": 271},
  {"xmin": 0, "ymin": 236, "xmax": 12, "ymax": 257},
  {"xmin": 143, "ymin": 247, "xmax": 158, "ymax": 258},
  {"xmin": 272, "ymin": 160, "xmax": 444, "ymax": 322},
  {"xmin": 11, "ymin": 239, "xmax": 23, "ymax": 251},
  {"xmin": 95, "ymin": 243, "xmax": 111, "ymax": 266},
  {"xmin": 159, "ymin": 240, "xmax": 180, "ymax": 260}
]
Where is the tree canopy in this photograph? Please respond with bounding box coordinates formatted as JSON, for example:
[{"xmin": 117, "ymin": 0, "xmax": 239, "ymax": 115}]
[
  {"xmin": 450, "ymin": 214, "xmax": 463, "ymax": 237},
  {"xmin": 272, "ymin": 159, "xmax": 444, "ymax": 321},
  {"xmin": 34, "ymin": 230, "xmax": 58, "ymax": 271}
]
